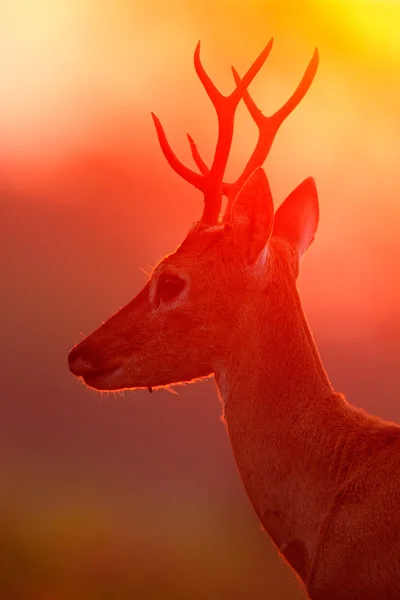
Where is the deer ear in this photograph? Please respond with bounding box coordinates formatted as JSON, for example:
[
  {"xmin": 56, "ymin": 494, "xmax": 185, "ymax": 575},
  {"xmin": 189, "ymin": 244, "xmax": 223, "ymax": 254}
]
[
  {"xmin": 230, "ymin": 168, "xmax": 274, "ymax": 264},
  {"xmin": 272, "ymin": 177, "xmax": 319, "ymax": 259}
]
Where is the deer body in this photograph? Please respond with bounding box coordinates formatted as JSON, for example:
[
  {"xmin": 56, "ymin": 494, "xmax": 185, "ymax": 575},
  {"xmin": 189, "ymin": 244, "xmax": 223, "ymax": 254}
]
[
  {"xmin": 68, "ymin": 41, "xmax": 400, "ymax": 598},
  {"xmin": 218, "ymin": 237, "xmax": 400, "ymax": 598}
]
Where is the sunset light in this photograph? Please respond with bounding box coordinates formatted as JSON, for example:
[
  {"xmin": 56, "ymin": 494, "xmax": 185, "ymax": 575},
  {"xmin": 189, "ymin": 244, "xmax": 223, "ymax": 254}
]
[{"xmin": 2, "ymin": 2, "xmax": 400, "ymax": 599}]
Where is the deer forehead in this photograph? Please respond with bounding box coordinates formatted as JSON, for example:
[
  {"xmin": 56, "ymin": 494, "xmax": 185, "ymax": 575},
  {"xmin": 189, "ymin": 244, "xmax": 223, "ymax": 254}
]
[{"xmin": 151, "ymin": 227, "xmax": 227, "ymax": 277}]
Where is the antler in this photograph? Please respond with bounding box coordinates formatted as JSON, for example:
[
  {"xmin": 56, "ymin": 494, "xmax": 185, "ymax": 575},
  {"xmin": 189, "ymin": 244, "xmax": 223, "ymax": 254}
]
[
  {"xmin": 188, "ymin": 47, "xmax": 319, "ymax": 221},
  {"xmin": 151, "ymin": 39, "xmax": 274, "ymax": 225}
]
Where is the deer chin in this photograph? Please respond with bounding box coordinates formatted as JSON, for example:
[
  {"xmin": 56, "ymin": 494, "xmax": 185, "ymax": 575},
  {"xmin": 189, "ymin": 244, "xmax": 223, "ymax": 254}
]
[
  {"xmin": 81, "ymin": 364, "xmax": 160, "ymax": 392},
  {"xmin": 81, "ymin": 365, "xmax": 126, "ymax": 391}
]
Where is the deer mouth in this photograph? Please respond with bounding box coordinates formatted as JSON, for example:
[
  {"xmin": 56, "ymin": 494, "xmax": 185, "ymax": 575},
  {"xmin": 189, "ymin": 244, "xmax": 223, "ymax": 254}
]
[{"xmin": 81, "ymin": 365, "xmax": 125, "ymax": 391}]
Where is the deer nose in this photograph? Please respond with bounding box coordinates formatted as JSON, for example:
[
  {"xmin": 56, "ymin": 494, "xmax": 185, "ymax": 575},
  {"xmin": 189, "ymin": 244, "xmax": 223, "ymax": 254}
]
[{"xmin": 68, "ymin": 343, "xmax": 96, "ymax": 376}]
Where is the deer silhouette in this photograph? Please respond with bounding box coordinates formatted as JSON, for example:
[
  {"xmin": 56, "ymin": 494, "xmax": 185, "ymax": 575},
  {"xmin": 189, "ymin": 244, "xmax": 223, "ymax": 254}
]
[{"xmin": 68, "ymin": 40, "xmax": 400, "ymax": 599}]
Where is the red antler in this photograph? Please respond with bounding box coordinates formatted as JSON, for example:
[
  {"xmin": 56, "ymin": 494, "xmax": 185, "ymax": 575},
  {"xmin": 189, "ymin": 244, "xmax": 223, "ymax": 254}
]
[
  {"xmin": 188, "ymin": 47, "xmax": 319, "ymax": 221},
  {"xmin": 151, "ymin": 39, "xmax": 274, "ymax": 225}
]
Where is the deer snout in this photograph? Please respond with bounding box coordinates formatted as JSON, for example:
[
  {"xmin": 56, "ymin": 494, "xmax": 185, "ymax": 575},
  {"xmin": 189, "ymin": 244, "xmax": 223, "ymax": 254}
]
[
  {"xmin": 68, "ymin": 342, "xmax": 98, "ymax": 376},
  {"xmin": 68, "ymin": 335, "xmax": 123, "ymax": 379}
]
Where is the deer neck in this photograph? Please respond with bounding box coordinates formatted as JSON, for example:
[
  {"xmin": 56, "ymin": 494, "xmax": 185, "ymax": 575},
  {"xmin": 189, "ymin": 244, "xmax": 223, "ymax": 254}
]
[{"xmin": 214, "ymin": 243, "xmax": 341, "ymax": 583}]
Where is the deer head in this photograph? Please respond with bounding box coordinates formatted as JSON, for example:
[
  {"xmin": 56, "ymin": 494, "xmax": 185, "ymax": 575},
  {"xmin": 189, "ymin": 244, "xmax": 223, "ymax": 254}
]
[{"xmin": 68, "ymin": 40, "xmax": 319, "ymax": 393}]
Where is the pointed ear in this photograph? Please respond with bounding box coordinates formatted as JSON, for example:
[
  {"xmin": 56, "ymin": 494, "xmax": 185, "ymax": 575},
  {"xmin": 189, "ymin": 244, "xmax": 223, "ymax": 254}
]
[
  {"xmin": 230, "ymin": 168, "xmax": 274, "ymax": 264},
  {"xmin": 272, "ymin": 177, "xmax": 319, "ymax": 259}
]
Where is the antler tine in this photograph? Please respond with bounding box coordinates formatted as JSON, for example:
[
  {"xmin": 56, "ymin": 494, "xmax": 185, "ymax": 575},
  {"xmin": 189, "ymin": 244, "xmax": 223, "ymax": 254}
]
[
  {"xmin": 151, "ymin": 113, "xmax": 204, "ymax": 191},
  {"xmin": 194, "ymin": 39, "xmax": 274, "ymax": 224},
  {"xmin": 193, "ymin": 39, "xmax": 274, "ymax": 108},
  {"xmin": 186, "ymin": 47, "xmax": 319, "ymax": 222},
  {"xmin": 152, "ymin": 40, "xmax": 274, "ymax": 226},
  {"xmin": 271, "ymin": 48, "xmax": 319, "ymax": 126},
  {"xmin": 231, "ymin": 47, "xmax": 319, "ymax": 192},
  {"xmin": 187, "ymin": 134, "xmax": 209, "ymax": 175}
]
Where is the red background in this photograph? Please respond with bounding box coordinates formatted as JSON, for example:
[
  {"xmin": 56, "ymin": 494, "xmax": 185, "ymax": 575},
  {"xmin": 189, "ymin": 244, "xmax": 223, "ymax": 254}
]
[{"xmin": 1, "ymin": 2, "xmax": 400, "ymax": 598}]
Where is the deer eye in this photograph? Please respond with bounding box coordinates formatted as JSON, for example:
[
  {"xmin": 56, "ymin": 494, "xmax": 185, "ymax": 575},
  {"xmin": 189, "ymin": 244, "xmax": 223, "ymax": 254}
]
[{"xmin": 156, "ymin": 274, "xmax": 185, "ymax": 304}]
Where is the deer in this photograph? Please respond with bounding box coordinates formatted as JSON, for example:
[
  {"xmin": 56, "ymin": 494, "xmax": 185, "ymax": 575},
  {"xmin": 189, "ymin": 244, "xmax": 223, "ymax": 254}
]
[{"xmin": 68, "ymin": 40, "xmax": 400, "ymax": 599}]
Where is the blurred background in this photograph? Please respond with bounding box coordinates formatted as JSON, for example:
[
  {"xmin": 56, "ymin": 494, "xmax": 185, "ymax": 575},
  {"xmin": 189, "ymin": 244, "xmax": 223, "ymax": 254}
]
[{"xmin": 1, "ymin": 1, "xmax": 400, "ymax": 598}]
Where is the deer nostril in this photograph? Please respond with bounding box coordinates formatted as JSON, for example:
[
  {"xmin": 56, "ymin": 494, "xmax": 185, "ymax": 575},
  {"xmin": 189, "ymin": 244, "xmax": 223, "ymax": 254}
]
[{"xmin": 68, "ymin": 343, "xmax": 96, "ymax": 376}]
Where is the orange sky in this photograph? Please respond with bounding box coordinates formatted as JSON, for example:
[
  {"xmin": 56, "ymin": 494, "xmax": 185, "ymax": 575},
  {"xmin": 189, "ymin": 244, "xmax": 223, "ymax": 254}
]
[{"xmin": 1, "ymin": 0, "xmax": 400, "ymax": 335}]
